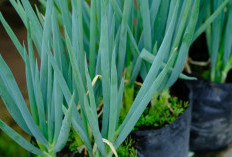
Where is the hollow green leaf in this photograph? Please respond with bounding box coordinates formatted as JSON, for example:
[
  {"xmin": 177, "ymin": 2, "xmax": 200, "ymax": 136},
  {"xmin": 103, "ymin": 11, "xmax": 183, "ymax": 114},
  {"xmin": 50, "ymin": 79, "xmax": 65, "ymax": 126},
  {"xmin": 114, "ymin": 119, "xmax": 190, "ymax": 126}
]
[
  {"xmin": 140, "ymin": 0, "xmax": 151, "ymax": 51},
  {"xmin": 83, "ymin": 97, "xmax": 107, "ymax": 156},
  {"xmin": 0, "ymin": 71, "xmax": 31, "ymax": 135},
  {"xmin": 108, "ymin": 49, "xmax": 118, "ymax": 142},
  {"xmin": 0, "ymin": 56, "xmax": 47, "ymax": 146},
  {"xmin": 21, "ymin": 0, "xmax": 43, "ymax": 53},
  {"xmin": 117, "ymin": 0, "xmax": 132, "ymax": 77},
  {"xmin": 89, "ymin": 0, "xmax": 97, "ymax": 78},
  {"xmin": 167, "ymin": 0, "xmax": 200, "ymax": 87},
  {"xmin": 54, "ymin": 93, "xmax": 75, "ymax": 152},
  {"xmin": 100, "ymin": 0, "xmax": 111, "ymax": 138},
  {"xmin": 0, "ymin": 13, "xmax": 25, "ymax": 61},
  {"xmin": 39, "ymin": 0, "xmax": 53, "ymax": 110},
  {"xmin": 193, "ymin": 0, "xmax": 229, "ymax": 42}
]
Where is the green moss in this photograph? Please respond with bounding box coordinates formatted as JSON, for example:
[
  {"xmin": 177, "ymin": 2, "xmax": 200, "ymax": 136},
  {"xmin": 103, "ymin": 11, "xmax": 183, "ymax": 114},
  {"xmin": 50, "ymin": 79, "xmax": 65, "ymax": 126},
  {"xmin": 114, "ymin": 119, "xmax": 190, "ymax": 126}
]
[
  {"xmin": 117, "ymin": 137, "xmax": 138, "ymax": 157},
  {"xmin": 67, "ymin": 129, "xmax": 85, "ymax": 155},
  {"xmin": 68, "ymin": 128, "xmax": 138, "ymax": 157},
  {"xmin": 134, "ymin": 90, "xmax": 188, "ymax": 130}
]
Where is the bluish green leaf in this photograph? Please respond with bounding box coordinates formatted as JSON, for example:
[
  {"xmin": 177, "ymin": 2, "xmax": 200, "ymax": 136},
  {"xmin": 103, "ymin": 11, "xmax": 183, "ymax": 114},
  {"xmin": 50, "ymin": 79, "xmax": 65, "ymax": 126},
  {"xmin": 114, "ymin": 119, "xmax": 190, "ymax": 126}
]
[
  {"xmin": 54, "ymin": 93, "xmax": 75, "ymax": 152},
  {"xmin": 100, "ymin": 0, "xmax": 111, "ymax": 138},
  {"xmin": 108, "ymin": 49, "xmax": 118, "ymax": 142},
  {"xmin": 0, "ymin": 56, "xmax": 47, "ymax": 146}
]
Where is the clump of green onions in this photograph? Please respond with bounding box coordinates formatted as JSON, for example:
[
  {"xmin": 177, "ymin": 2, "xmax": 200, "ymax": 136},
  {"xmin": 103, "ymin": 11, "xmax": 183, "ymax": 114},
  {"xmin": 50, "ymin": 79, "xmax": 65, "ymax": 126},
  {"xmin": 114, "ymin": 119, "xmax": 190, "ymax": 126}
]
[{"xmin": 0, "ymin": 0, "xmax": 219, "ymax": 156}]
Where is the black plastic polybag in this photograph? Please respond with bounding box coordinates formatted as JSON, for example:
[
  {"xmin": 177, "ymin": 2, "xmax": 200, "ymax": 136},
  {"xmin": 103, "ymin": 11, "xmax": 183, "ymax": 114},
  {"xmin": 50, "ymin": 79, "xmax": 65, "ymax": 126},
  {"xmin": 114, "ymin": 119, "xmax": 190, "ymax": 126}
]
[
  {"xmin": 131, "ymin": 106, "xmax": 191, "ymax": 157},
  {"xmin": 187, "ymin": 78, "xmax": 232, "ymax": 151}
]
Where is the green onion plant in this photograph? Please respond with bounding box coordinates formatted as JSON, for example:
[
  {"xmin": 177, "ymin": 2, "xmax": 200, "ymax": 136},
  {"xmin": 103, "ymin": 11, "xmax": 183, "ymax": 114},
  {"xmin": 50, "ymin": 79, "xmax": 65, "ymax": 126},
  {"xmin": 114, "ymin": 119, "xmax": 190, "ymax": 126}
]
[
  {"xmin": 122, "ymin": 0, "xmax": 227, "ymax": 115},
  {"xmin": 0, "ymin": 0, "xmax": 76, "ymax": 156},
  {"xmin": 188, "ymin": 0, "xmax": 230, "ymax": 82},
  {"xmin": 203, "ymin": 0, "xmax": 232, "ymax": 83},
  {"xmin": 40, "ymin": 0, "xmax": 199, "ymax": 156},
  {"xmin": 0, "ymin": 0, "xmax": 209, "ymax": 156},
  {"xmin": 129, "ymin": 0, "xmax": 230, "ymax": 84}
]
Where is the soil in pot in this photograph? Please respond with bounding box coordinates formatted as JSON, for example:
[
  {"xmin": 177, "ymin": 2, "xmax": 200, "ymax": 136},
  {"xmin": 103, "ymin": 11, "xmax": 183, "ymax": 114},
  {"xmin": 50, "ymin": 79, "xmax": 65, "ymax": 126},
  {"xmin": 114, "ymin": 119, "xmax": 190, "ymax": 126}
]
[
  {"xmin": 186, "ymin": 78, "xmax": 232, "ymax": 151},
  {"xmin": 131, "ymin": 91, "xmax": 191, "ymax": 157}
]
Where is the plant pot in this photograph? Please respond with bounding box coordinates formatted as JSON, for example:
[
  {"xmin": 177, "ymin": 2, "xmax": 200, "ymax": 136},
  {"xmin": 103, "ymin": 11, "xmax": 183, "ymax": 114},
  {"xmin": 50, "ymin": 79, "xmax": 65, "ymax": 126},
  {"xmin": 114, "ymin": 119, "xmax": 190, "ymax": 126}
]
[
  {"xmin": 131, "ymin": 106, "xmax": 192, "ymax": 157},
  {"xmin": 186, "ymin": 78, "xmax": 232, "ymax": 151}
]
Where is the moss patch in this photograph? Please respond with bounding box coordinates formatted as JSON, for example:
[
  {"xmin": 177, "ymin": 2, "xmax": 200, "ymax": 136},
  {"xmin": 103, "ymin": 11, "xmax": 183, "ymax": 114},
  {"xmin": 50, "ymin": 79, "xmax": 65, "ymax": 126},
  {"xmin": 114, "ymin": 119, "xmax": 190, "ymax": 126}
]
[
  {"xmin": 117, "ymin": 137, "xmax": 138, "ymax": 157},
  {"xmin": 134, "ymin": 90, "xmax": 188, "ymax": 131}
]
